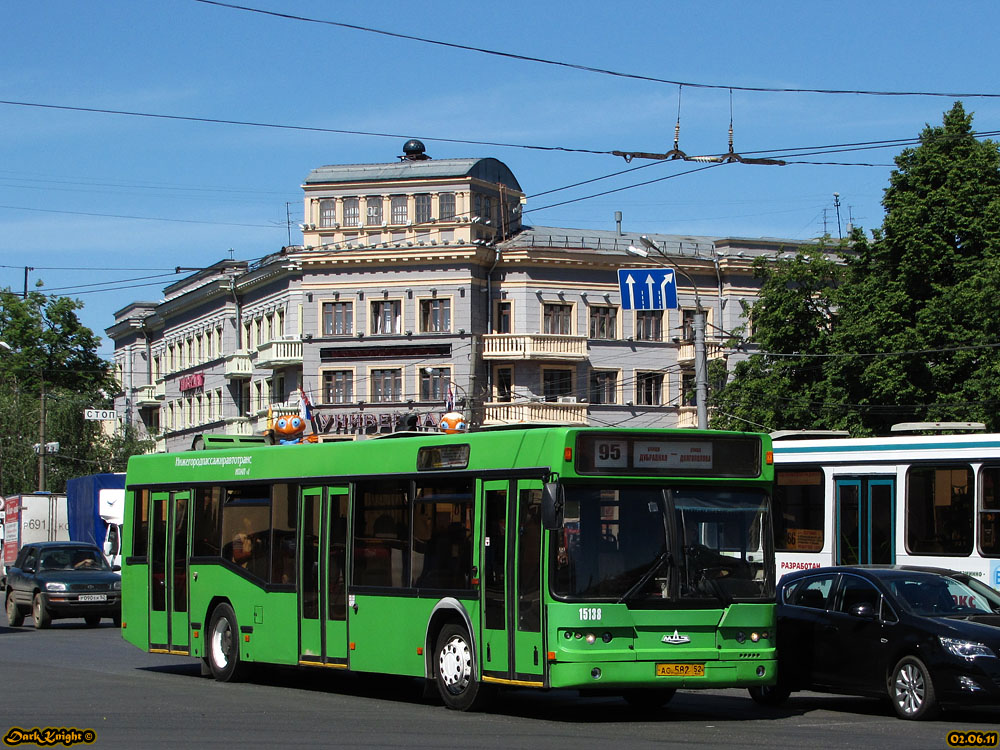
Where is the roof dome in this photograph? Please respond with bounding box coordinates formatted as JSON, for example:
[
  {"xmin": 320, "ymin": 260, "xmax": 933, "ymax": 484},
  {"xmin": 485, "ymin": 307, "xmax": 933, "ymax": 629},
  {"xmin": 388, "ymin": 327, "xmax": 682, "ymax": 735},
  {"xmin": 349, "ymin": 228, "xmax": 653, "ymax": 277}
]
[{"xmin": 401, "ymin": 139, "xmax": 429, "ymax": 160}]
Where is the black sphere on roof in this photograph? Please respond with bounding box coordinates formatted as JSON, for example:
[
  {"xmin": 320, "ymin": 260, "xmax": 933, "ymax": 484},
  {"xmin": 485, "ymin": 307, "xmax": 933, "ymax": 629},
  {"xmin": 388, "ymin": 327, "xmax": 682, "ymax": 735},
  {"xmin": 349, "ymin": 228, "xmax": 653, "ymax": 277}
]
[{"xmin": 401, "ymin": 139, "xmax": 429, "ymax": 160}]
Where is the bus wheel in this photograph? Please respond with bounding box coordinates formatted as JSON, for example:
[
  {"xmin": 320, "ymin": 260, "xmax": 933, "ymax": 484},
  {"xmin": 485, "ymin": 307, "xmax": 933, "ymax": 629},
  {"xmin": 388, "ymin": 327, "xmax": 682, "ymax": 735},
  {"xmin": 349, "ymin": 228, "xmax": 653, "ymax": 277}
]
[
  {"xmin": 6, "ymin": 591, "xmax": 25, "ymax": 627},
  {"xmin": 435, "ymin": 624, "xmax": 487, "ymax": 711},
  {"xmin": 889, "ymin": 656, "xmax": 939, "ymax": 720},
  {"xmin": 33, "ymin": 593, "xmax": 51, "ymax": 629},
  {"xmin": 207, "ymin": 604, "xmax": 245, "ymax": 682},
  {"xmin": 622, "ymin": 688, "xmax": 676, "ymax": 711},
  {"xmin": 748, "ymin": 684, "xmax": 790, "ymax": 707}
]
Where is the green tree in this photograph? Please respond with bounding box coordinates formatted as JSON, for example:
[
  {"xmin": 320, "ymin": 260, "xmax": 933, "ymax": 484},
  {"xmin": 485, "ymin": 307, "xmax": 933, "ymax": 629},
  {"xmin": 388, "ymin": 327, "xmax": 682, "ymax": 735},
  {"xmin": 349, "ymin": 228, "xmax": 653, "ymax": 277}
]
[
  {"xmin": 713, "ymin": 102, "xmax": 1000, "ymax": 434},
  {"xmin": 0, "ymin": 290, "xmax": 150, "ymax": 495},
  {"xmin": 711, "ymin": 246, "xmax": 844, "ymax": 432}
]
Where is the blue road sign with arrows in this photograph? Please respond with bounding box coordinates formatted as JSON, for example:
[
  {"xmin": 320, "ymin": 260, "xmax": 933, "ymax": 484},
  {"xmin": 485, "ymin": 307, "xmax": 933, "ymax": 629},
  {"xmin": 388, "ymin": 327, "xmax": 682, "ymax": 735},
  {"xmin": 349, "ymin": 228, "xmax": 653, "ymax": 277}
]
[{"xmin": 618, "ymin": 268, "xmax": 678, "ymax": 310}]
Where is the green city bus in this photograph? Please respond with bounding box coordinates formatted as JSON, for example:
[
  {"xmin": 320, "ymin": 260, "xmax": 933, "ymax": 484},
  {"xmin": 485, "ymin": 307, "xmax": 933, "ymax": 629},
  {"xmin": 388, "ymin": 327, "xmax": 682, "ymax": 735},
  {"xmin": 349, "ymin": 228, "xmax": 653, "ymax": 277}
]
[{"xmin": 121, "ymin": 426, "xmax": 776, "ymax": 710}]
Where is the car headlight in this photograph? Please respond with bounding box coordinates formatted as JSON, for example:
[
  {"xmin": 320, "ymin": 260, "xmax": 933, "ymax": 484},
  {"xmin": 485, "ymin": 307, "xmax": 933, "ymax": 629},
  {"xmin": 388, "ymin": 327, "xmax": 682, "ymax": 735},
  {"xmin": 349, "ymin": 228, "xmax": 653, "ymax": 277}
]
[
  {"xmin": 940, "ymin": 636, "xmax": 996, "ymax": 659},
  {"xmin": 112, "ymin": 580, "xmax": 121, "ymax": 590},
  {"xmin": 45, "ymin": 582, "xmax": 67, "ymax": 592}
]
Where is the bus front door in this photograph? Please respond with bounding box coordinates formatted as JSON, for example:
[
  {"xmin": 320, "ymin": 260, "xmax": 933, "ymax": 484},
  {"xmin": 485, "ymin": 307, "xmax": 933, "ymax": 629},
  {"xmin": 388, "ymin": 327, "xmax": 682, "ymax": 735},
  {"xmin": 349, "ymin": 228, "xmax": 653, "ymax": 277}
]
[
  {"xmin": 298, "ymin": 487, "xmax": 349, "ymax": 668},
  {"xmin": 479, "ymin": 480, "xmax": 544, "ymax": 686},
  {"xmin": 836, "ymin": 477, "xmax": 895, "ymax": 565},
  {"xmin": 148, "ymin": 490, "xmax": 191, "ymax": 654}
]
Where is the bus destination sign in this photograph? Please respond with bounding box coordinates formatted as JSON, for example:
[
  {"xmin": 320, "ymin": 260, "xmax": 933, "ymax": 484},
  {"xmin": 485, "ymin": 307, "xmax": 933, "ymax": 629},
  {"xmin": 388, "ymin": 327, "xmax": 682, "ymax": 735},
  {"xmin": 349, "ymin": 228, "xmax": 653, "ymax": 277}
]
[{"xmin": 576, "ymin": 433, "xmax": 761, "ymax": 478}]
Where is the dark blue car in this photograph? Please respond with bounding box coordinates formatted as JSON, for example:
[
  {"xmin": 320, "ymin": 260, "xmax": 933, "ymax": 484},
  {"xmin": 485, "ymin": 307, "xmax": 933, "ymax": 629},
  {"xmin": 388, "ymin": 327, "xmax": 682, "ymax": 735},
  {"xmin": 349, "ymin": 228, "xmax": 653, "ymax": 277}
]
[
  {"xmin": 4, "ymin": 541, "xmax": 121, "ymax": 629},
  {"xmin": 752, "ymin": 566, "xmax": 1000, "ymax": 720}
]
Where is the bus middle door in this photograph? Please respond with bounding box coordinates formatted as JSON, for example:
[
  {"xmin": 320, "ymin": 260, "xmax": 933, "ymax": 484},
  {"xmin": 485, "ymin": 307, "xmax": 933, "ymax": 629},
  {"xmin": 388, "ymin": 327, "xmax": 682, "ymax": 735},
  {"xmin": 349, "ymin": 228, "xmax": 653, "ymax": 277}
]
[{"xmin": 298, "ymin": 487, "xmax": 349, "ymax": 668}]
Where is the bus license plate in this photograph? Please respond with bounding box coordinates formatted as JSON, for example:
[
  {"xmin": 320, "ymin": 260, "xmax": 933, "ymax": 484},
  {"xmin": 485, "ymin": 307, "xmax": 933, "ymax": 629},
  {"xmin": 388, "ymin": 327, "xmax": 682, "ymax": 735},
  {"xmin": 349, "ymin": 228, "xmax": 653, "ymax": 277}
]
[
  {"xmin": 78, "ymin": 594, "xmax": 107, "ymax": 602},
  {"xmin": 656, "ymin": 663, "xmax": 705, "ymax": 677}
]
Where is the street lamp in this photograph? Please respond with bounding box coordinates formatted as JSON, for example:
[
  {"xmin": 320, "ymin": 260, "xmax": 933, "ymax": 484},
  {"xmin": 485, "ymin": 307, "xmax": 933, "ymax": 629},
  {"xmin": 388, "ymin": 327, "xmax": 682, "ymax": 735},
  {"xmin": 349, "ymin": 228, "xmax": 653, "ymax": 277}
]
[{"xmin": 627, "ymin": 236, "xmax": 709, "ymax": 430}]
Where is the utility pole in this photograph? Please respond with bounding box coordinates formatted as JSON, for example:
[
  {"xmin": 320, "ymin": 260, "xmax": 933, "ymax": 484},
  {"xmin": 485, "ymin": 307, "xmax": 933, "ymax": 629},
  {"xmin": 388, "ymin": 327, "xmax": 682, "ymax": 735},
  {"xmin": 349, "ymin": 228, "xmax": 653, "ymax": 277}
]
[
  {"xmin": 23, "ymin": 266, "xmax": 34, "ymax": 298},
  {"xmin": 38, "ymin": 379, "xmax": 46, "ymax": 491}
]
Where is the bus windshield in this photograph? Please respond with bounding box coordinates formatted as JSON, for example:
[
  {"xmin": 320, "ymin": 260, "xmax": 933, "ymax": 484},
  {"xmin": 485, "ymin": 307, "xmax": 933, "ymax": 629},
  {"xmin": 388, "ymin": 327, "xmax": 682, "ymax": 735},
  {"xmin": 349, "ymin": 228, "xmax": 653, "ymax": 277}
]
[{"xmin": 552, "ymin": 486, "xmax": 772, "ymax": 604}]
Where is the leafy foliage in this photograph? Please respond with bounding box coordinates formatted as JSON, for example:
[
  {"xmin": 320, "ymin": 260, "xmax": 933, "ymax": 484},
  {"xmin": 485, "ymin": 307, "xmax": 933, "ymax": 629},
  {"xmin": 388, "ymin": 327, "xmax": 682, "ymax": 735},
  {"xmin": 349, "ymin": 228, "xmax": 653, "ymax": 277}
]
[
  {"xmin": 0, "ymin": 290, "xmax": 151, "ymax": 495},
  {"xmin": 712, "ymin": 103, "xmax": 1000, "ymax": 434}
]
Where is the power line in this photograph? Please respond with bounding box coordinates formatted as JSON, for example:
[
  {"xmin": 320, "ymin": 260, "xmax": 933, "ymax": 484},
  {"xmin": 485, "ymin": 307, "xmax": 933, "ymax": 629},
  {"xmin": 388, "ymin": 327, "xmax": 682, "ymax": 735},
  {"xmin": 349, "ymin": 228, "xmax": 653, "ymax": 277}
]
[
  {"xmin": 192, "ymin": 0, "xmax": 1000, "ymax": 99},
  {"xmin": 0, "ymin": 203, "xmax": 282, "ymax": 229}
]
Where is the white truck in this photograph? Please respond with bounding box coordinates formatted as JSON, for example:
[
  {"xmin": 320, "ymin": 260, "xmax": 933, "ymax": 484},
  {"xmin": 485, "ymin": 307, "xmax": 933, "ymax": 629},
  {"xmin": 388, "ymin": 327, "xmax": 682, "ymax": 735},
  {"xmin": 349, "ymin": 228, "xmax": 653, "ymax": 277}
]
[{"xmin": 3, "ymin": 493, "xmax": 70, "ymax": 575}]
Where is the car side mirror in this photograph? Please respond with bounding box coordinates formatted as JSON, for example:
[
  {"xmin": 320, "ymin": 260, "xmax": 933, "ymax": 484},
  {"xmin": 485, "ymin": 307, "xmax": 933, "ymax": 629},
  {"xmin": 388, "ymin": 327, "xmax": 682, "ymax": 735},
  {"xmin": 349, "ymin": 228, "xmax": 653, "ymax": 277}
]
[
  {"xmin": 849, "ymin": 602, "xmax": 877, "ymax": 619},
  {"xmin": 23, "ymin": 565, "xmax": 35, "ymax": 574},
  {"xmin": 113, "ymin": 565, "xmax": 121, "ymax": 572}
]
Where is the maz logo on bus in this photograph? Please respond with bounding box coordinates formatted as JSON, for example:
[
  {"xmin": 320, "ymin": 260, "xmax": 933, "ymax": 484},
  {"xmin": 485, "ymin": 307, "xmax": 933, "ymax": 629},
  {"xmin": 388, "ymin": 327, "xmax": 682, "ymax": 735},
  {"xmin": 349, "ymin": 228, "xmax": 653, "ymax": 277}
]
[{"xmin": 579, "ymin": 607, "xmax": 602, "ymax": 621}]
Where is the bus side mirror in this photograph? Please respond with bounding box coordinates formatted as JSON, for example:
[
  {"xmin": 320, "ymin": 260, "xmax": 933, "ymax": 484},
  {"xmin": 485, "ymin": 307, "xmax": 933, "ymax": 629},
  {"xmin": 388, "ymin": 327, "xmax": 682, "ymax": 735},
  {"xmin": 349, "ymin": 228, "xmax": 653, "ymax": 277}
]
[{"xmin": 541, "ymin": 482, "xmax": 563, "ymax": 530}]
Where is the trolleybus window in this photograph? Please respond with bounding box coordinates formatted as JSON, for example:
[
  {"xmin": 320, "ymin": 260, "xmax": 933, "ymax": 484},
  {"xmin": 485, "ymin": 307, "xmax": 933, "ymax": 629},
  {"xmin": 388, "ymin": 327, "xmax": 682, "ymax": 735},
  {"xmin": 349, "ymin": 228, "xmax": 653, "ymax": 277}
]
[
  {"xmin": 773, "ymin": 469, "xmax": 824, "ymax": 552},
  {"xmin": 413, "ymin": 481, "xmax": 474, "ymax": 589},
  {"xmin": 353, "ymin": 480, "xmax": 410, "ymax": 588},
  {"xmin": 906, "ymin": 465, "xmax": 974, "ymax": 555},
  {"xmin": 981, "ymin": 466, "xmax": 1000, "ymax": 556}
]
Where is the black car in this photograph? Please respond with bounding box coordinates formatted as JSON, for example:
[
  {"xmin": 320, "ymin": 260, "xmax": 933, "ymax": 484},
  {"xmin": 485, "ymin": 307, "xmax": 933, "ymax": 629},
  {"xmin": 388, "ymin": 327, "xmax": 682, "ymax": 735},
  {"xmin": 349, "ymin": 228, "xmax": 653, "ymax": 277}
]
[
  {"xmin": 4, "ymin": 541, "xmax": 121, "ymax": 629},
  {"xmin": 752, "ymin": 565, "xmax": 1000, "ymax": 720}
]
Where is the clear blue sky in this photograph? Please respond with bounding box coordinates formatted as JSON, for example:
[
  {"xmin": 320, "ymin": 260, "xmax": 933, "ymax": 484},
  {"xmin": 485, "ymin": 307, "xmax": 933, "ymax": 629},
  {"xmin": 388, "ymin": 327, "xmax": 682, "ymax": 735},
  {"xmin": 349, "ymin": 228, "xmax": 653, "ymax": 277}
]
[{"xmin": 3, "ymin": 1, "xmax": 999, "ymax": 357}]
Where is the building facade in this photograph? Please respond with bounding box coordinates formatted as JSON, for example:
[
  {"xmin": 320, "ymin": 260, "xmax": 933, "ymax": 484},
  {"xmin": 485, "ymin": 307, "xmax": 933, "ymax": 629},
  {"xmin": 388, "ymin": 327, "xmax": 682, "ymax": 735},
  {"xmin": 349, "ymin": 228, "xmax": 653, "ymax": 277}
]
[{"xmin": 109, "ymin": 141, "xmax": 807, "ymax": 452}]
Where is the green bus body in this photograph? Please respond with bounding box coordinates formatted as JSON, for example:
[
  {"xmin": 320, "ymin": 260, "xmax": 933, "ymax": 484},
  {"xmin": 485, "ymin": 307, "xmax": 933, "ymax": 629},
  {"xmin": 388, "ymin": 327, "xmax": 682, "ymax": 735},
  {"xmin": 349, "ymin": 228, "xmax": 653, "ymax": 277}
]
[{"xmin": 121, "ymin": 426, "xmax": 776, "ymax": 709}]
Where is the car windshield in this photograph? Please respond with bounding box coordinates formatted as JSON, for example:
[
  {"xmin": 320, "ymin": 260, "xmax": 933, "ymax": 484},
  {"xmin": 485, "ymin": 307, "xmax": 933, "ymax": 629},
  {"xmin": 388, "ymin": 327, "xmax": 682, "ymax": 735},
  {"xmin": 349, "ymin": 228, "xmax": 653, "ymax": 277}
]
[
  {"xmin": 39, "ymin": 548, "xmax": 109, "ymax": 572},
  {"xmin": 887, "ymin": 574, "xmax": 993, "ymax": 616},
  {"xmin": 551, "ymin": 485, "xmax": 772, "ymax": 603}
]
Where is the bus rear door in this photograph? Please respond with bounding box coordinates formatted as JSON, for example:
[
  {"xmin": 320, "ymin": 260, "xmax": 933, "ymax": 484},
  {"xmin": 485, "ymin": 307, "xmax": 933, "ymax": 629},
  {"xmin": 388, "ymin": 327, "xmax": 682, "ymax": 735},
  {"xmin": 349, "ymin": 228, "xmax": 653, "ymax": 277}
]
[{"xmin": 148, "ymin": 490, "xmax": 191, "ymax": 654}]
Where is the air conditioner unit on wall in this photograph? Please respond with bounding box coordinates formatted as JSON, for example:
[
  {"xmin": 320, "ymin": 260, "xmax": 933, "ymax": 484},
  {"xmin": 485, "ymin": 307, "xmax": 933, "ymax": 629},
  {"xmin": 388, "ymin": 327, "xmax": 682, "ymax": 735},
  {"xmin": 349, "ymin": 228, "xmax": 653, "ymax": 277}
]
[{"xmin": 557, "ymin": 396, "xmax": 577, "ymax": 403}]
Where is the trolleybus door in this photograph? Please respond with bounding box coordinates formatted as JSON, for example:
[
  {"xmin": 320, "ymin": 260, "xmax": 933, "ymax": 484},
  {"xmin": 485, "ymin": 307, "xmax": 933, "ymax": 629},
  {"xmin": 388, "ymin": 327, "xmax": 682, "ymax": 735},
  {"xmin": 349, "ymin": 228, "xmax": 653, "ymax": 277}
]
[
  {"xmin": 836, "ymin": 477, "xmax": 895, "ymax": 565},
  {"xmin": 148, "ymin": 490, "xmax": 191, "ymax": 654},
  {"xmin": 298, "ymin": 486, "xmax": 349, "ymax": 667}
]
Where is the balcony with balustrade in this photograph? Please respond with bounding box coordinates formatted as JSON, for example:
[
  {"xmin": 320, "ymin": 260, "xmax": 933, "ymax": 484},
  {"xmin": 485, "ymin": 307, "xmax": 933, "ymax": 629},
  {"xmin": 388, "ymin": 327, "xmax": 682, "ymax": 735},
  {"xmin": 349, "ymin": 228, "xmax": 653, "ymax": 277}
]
[
  {"xmin": 676, "ymin": 339, "xmax": 725, "ymax": 365},
  {"xmin": 256, "ymin": 338, "xmax": 303, "ymax": 369},
  {"xmin": 483, "ymin": 399, "xmax": 589, "ymax": 425},
  {"xmin": 224, "ymin": 350, "xmax": 253, "ymax": 379},
  {"xmin": 482, "ymin": 334, "xmax": 588, "ymax": 361},
  {"xmin": 135, "ymin": 382, "xmax": 165, "ymax": 408}
]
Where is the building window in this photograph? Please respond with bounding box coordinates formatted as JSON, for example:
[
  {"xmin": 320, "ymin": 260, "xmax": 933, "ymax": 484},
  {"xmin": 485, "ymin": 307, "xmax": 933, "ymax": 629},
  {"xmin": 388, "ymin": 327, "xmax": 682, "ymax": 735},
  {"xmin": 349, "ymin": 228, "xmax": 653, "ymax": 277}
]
[
  {"xmin": 420, "ymin": 367, "xmax": 451, "ymax": 401},
  {"xmin": 439, "ymin": 193, "xmax": 456, "ymax": 221},
  {"xmin": 681, "ymin": 309, "xmax": 697, "ymax": 341},
  {"xmin": 636, "ymin": 372, "xmax": 664, "ymax": 406},
  {"xmin": 494, "ymin": 366, "xmax": 512, "ymax": 402},
  {"xmin": 390, "ymin": 195, "xmax": 407, "ymax": 225},
  {"xmin": 681, "ymin": 370, "xmax": 696, "ymax": 406},
  {"xmin": 589, "ymin": 306, "xmax": 617, "ymax": 340},
  {"xmin": 371, "ymin": 368, "xmax": 403, "ymax": 402},
  {"xmin": 342, "ymin": 197, "xmax": 360, "ymax": 227},
  {"xmin": 542, "ymin": 368, "xmax": 573, "ymax": 401},
  {"xmin": 494, "ymin": 301, "xmax": 512, "ymax": 334},
  {"xmin": 415, "ymin": 194, "xmax": 432, "ymax": 224},
  {"xmin": 322, "ymin": 301, "xmax": 353, "ymax": 336},
  {"xmin": 420, "ymin": 299, "xmax": 451, "ymax": 333},
  {"xmin": 543, "ymin": 303, "xmax": 573, "ymax": 335},
  {"xmin": 319, "ymin": 199, "xmax": 336, "ymax": 227},
  {"xmin": 635, "ymin": 310, "xmax": 663, "ymax": 341},
  {"xmin": 366, "ymin": 197, "xmax": 383, "ymax": 226},
  {"xmin": 371, "ymin": 300, "xmax": 401, "ymax": 335},
  {"xmin": 589, "ymin": 371, "xmax": 618, "ymax": 404},
  {"xmin": 323, "ymin": 370, "xmax": 354, "ymax": 404}
]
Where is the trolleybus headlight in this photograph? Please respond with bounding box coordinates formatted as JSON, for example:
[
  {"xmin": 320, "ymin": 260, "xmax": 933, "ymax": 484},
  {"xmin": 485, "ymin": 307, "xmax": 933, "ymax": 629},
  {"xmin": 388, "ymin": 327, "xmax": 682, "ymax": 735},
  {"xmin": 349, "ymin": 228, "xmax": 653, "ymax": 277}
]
[
  {"xmin": 756, "ymin": 666, "xmax": 766, "ymax": 677},
  {"xmin": 591, "ymin": 668, "xmax": 602, "ymax": 680},
  {"xmin": 735, "ymin": 631, "xmax": 746, "ymax": 644},
  {"xmin": 602, "ymin": 632, "xmax": 613, "ymax": 643},
  {"xmin": 564, "ymin": 631, "xmax": 573, "ymax": 640},
  {"xmin": 45, "ymin": 582, "xmax": 67, "ymax": 592},
  {"xmin": 750, "ymin": 632, "xmax": 761, "ymax": 643},
  {"xmin": 575, "ymin": 632, "xmax": 583, "ymax": 639},
  {"xmin": 585, "ymin": 633, "xmax": 597, "ymax": 645}
]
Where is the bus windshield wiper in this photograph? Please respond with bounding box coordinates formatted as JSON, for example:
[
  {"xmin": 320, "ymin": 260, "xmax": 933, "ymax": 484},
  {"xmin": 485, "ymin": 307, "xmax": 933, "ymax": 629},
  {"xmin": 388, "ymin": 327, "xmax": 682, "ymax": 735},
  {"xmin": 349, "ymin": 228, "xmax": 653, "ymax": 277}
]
[{"xmin": 617, "ymin": 551, "xmax": 672, "ymax": 604}]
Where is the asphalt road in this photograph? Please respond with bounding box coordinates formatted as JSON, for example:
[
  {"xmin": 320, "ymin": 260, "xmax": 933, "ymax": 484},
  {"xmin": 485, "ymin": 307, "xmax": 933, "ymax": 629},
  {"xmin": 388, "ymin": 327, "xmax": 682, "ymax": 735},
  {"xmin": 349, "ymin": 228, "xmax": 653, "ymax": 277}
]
[{"xmin": 1, "ymin": 612, "xmax": 998, "ymax": 750}]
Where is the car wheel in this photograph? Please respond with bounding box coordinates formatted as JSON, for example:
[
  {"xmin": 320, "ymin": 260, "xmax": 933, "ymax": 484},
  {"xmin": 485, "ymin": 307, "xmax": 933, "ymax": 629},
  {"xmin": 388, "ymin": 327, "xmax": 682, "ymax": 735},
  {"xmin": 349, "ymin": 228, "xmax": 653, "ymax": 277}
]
[
  {"xmin": 32, "ymin": 593, "xmax": 51, "ymax": 629},
  {"xmin": 84, "ymin": 614, "xmax": 102, "ymax": 627},
  {"xmin": 434, "ymin": 624, "xmax": 490, "ymax": 711},
  {"xmin": 889, "ymin": 656, "xmax": 939, "ymax": 720},
  {"xmin": 207, "ymin": 603, "xmax": 245, "ymax": 682},
  {"xmin": 623, "ymin": 688, "xmax": 677, "ymax": 711},
  {"xmin": 749, "ymin": 684, "xmax": 791, "ymax": 707},
  {"xmin": 6, "ymin": 591, "xmax": 25, "ymax": 627}
]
